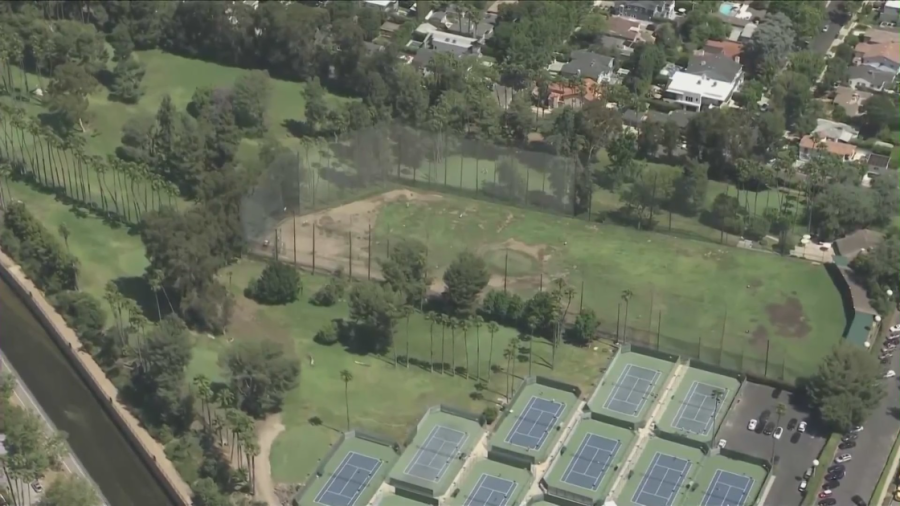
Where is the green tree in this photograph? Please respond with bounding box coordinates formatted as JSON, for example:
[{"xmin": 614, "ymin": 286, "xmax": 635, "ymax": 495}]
[
  {"xmin": 671, "ymin": 158, "xmax": 709, "ymax": 216},
  {"xmin": 304, "ymin": 77, "xmax": 331, "ymax": 135},
  {"xmin": 232, "ymin": 70, "xmax": 271, "ymax": 136},
  {"xmin": 47, "ymin": 62, "xmax": 99, "ymax": 132},
  {"xmin": 380, "ymin": 238, "xmax": 429, "ymax": 306},
  {"xmin": 37, "ymin": 474, "xmax": 98, "ymax": 506},
  {"xmin": 246, "ymin": 262, "xmax": 302, "ymax": 305},
  {"xmin": 108, "ymin": 23, "xmax": 134, "ymax": 62},
  {"xmin": 443, "ymin": 251, "xmax": 490, "ymax": 316},
  {"xmin": 618, "ymin": 168, "xmax": 676, "ymax": 229},
  {"xmin": 221, "ymin": 339, "xmax": 301, "ymax": 418},
  {"xmin": 806, "ymin": 344, "xmax": 885, "ymax": 433},
  {"xmin": 348, "ymin": 281, "xmax": 404, "ymax": 354},
  {"xmin": 605, "ymin": 132, "xmax": 638, "ymax": 189},
  {"xmin": 109, "ymin": 56, "xmax": 146, "ymax": 104},
  {"xmin": 567, "ymin": 308, "xmax": 599, "ymax": 346},
  {"xmin": 743, "ymin": 12, "xmax": 795, "ymax": 80},
  {"xmin": 860, "ymin": 95, "xmax": 899, "ymax": 137}
]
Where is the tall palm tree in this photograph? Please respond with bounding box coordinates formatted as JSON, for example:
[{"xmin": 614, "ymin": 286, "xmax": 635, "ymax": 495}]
[
  {"xmin": 403, "ymin": 305, "xmax": 414, "ymax": 368},
  {"xmin": 193, "ymin": 374, "xmax": 213, "ymax": 426},
  {"xmin": 487, "ymin": 322, "xmax": 499, "ymax": 379},
  {"xmin": 526, "ymin": 316, "xmax": 538, "ymax": 377},
  {"xmin": 449, "ymin": 317, "xmax": 459, "ymax": 375},
  {"xmin": 620, "ymin": 289, "xmax": 633, "ymax": 342},
  {"xmin": 426, "ymin": 312, "xmax": 436, "ymax": 373},
  {"xmin": 458, "ymin": 318, "xmax": 471, "ymax": 378},
  {"xmin": 439, "ymin": 314, "xmax": 448, "ymax": 374},
  {"xmin": 145, "ymin": 270, "xmax": 162, "ymax": 321},
  {"xmin": 473, "ymin": 316, "xmax": 484, "ymax": 382},
  {"xmin": 340, "ymin": 369, "xmax": 353, "ymax": 430},
  {"xmin": 504, "ymin": 338, "xmax": 519, "ymax": 400},
  {"xmin": 245, "ymin": 439, "xmax": 260, "ymax": 495}
]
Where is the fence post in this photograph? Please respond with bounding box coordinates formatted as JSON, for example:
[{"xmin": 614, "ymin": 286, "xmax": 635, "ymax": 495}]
[
  {"xmin": 292, "ymin": 210, "xmax": 297, "ymax": 266},
  {"xmin": 367, "ymin": 223, "xmax": 372, "ymax": 281},
  {"xmin": 312, "ymin": 223, "xmax": 316, "ymax": 275},
  {"xmin": 349, "ymin": 232, "xmax": 353, "ymax": 278}
]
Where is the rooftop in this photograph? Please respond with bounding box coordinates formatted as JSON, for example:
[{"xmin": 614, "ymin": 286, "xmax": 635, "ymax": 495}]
[
  {"xmin": 832, "ymin": 86, "xmax": 873, "ymax": 116},
  {"xmin": 686, "ymin": 51, "xmax": 743, "ymax": 82},
  {"xmin": 863, "ymin": 27, "xmax": 900, "ymax": 45},
  {"xmin": 835, "ymin": 229, "xmax": 885, "ymax": 260},
  {"xmin": 867, "ymin": 153, "xmax": 892, "ymax": 171},
  {"xmin": 812, "ymin": 118, "xmax": 859, "ymax": 143},
  {"xmin": 703, "ymin": 39, "xmax": 743, "ymax": 60},
  {"xmin": 855, "ymin": 40, "xmax": 900, "ymax": 64},
  {"xmin": 547, "ymin": 78, "xmax": 599, "ymax": 101},
  {"xmin": 605, "ymin": 16, "xmax": 649, "ymax": 42},
  {"xmin": 799, "ymin": 135, "xmax": 858, "ymax": 158},
  {"xmin": 560, "ymin": 50, "xmax": 615, "ymax": 78},
  {"xmin": 667, "ymin": 70, "xmax": 735, "ymax": 101},
  {"xmin": 848, "ymin": 65, "xmax": 896, "ymax": 88}
]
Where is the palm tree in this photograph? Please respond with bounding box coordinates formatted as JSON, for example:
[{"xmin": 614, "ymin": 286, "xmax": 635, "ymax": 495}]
[
  {"xmin": 504, "ymin": 338, "xmax": 519, "ymax": 400},
  {"xmin": 487, "ymin": 322, "xmax": 499, "ymax": 379},
  {"xmin": 193, "ymin": 374, "xmax": 213, "ymax": 426},
  {"xmin": 458, "ymin": 318, "xmax": 471, "ymax": 378},
  {"xmin": 426, "ymin": 312, "xmax": 436, "ymax": 373},
  {"xmin": 245, "ymin": 439, "xmax": 260, "ymax": 495},
  {"xmin": 439, "ymin": 314, "xmax": 448, "ymax": 374},
  {"xmin": 449, "ymin": 317, "xmax": 459, "ymax": 375},
  {"xmin": 620, "ymin": 289, "xmax": 633, "ymax": 342},
  {"xmin": 145, "ymin": 270, "xmax": 162, "ymax": 321},
  {"xmin": 340, "ymin": 369, "xmax": 353, "ymax": 430},
  {"xmin": 472, "ymin": 316, "xmax": 484, "ymax": 381},
  {"xmin": 404, "ymin": 306, "xmax": 414, "ymax": 368},
  {"xmin": 526, "ymin": 316, "xmax": 538, "ymax": 377}
]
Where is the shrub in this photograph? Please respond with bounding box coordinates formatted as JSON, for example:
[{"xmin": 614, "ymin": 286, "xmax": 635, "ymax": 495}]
[
  {"xmin": 52, "ymin": 291, "xmax": 107, "ymax": 352},
  {"xmin": 479, "ymin": 290, "xmax": 524, "ymax": 327},
  {"xmin": 310, "ymin": 274, "xmax": 347, "ymax": 307},
  {"xmin": 314, "ymin": 322, "xmax": 339, "ymax": 345},
  {"xmin": 482, "ymin": 405, "xmax": 499, "ymax": 425},
  {"xmin": 744, "ymin": 215, "xmax": 771, "ymax": 241},
  {"xmin": 1, "ymin": 203, "xmax": 78, "ymax": 294},
  {"xmin": 246, "ymin": 262, "xmax": 302, "ymax": 305}
]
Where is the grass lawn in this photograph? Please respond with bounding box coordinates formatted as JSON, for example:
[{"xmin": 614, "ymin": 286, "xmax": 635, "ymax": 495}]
[{"xmin": 370, "ymin": 192, "xmax": 846, "ymax": 380}]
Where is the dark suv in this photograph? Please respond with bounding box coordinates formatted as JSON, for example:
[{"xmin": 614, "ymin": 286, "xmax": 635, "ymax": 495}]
[
  {"xmin": 763, "ymin": 421, "xmax": 775, "ymax": 435},
  {"xmin": 851, "ymin": 495, "xmax": 867, "ymax": 506}
]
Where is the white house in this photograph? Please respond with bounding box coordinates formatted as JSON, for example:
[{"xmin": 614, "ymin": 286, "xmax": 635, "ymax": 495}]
[
  {"xmin": 664, "ymin": 52, "xmax": 743, "ymax": 111},
  {"xmin": 613, "ymin": 0, "xmax": 676, "ymax": 21},
  {"xmin": 362, "ymin": 0, "xmax": 399, "ymax": 11},
  {"xmin": 848, "ymin": 66, "xmax": 896, "ymax": 92},
  {"xmin": 884, "ymin": 0, "xmax": 900, "ymax": 23}
]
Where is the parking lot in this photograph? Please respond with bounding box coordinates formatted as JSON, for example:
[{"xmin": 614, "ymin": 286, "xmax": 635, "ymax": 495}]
[{"xmin": 717, "ymin": 382, "xmax": 826, "ymax": 506}]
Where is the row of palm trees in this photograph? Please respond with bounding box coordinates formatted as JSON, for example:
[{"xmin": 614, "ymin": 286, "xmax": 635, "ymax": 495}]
[
  {"xmin": 193, "ymin": 374, "xmax": 261, "ymax": 494},
  {"xmin": 421, "ymin": 313, "xmax": 501, "ymax": 382},
  {"xmin": 0, "ymin": 102, "xmax": 179, "ymax": 223}
]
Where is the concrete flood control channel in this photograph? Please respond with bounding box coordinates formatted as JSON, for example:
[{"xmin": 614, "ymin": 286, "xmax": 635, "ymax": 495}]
[{"xmin": 0, "ymin": 276, "xmax": 176, "ymax": 506}]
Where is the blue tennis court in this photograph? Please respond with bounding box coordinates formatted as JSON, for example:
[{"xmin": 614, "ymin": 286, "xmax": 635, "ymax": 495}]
[
  {"xmin": 561, "ymin": 433, "xmax": 621, "ymax": 491},
  {"xmin": 463, "ymin": 474, "xmax": 517, "ymax": 506},
  {"xmin": 700, "ymin": 470, "xmax": 754, "ymax": 506},
  {"xmin": 603, "ymin": 364, "xmax": 661, "ymax": 417},
  {"xmin": 403, "ymin": 425, "xmax": 467, "ymax": 482},
  {"xmin": 631, "ymin": 452, "xmax": 692, "ymax": 506},
  {"xmin": 672, "ymin": 381, "xmax": 729, "ymax": 436},
  {"xmin": 314, "ymin": 452, "xmax": 382, "ymax": 506},
  {"xmin": 505, "ymin": 396, "xmax": 565, "ymax": 450}
]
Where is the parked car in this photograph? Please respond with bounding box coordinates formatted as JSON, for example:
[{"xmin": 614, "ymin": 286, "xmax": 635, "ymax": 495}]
[
  {"xmin": 717, "ymin": 439, "xmax": 727, "ymax": 449},
  {"xmin": 799, "ymin": 480, "xmax": 808, "ymax": 492},
  {"xmin": 760, "ymin": 409, "xmax": 771, "ymax": 423},
  {"xmin": 839, "ymin": 441, "xmax": 856, "ymax": 450},
  {"xmin": 818, "ymin": 499, "xmax": 836, "ymax": 506},
  {"xmin": 826, "ymin": 470, "xmax": 845, "ymax": 480},
  {"xmin": 30, "ymin": 482, "xmax": 42, "ymax": 494},
  {"xmin": 804, "ymin": 467, "xmax": 814, "ymax": 479},
  {"xmin": 851, "ymin": 494, "xmax": 867, "ymax": 506},
  {"xmin": 747, "ymin": 419, "xmax": 758, "ymax": 431},
  {"xmin": 764, "ymin": 421, "xmax": 776, "ymax": 435},
  {"xmin": 824, "ymin": 480, "xmax": 840, "ymax": 490},
  {"xmin": 888, "ymin": 323, "xmax": 900, "ymax": 333},
  {"xmin": 850, "ymin": 426, "xmax": 864, "ymax": 433},
  {"xmin": 835, "ymin": 454, "xmax": 852, "ymax": 463},
  {"xmin": 885, "ymin": 370, "xmax": 897, "ymax": 378},
  {"xmin": 827, "ymin": 464, "xmax": 845, "ymax": 473},
  {"xmin": 787, "ymin": 418, "xmax": 798, "ymax": 430},
  {"xmin": 774, "ymin": 427, "xmax": 784, "ymax": 439},
  {"xmin": 790, "ymin": 432, "xmax": 802, "ymax": 444},
  {"xmin": 881, "ymin": 357, "xmax": 891, "ymax": 365},
  {"xmin": 818, "ymin": 490, "xmax": 833, "ymax": 499},
  {"xmin": 798, "ymin": 421, "xmax": 807, "ymax": 433},
  {"xmin": 842, "ymin": 434, "xmax": 858, "ymax": 442}
]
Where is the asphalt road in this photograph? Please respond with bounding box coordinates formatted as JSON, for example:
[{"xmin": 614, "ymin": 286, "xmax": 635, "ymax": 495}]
[
  {"xmin": 811, "ymin": 1, "xmax": 846, "ymax": 55},
  {"xmin": 0, "ymin": 351, "xmax": 107, "ymax": 506},
  {"xmin": 717, "ymin": 382, "xmax": 826, "ymax": 506},
  {"xmin": 831, "ymin": 322, "xmax": 900, "ymax": 506}
]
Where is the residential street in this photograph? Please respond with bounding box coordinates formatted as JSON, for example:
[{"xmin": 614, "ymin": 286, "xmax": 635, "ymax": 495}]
[
  {"xmin": 811, "ymin": 0, "xmax": 846, "ymax": 55},
  {"xmin": 0, "ymin": 351, "xmax": 107, "ymax": 506},
  {"xmin": 831, "ymin": 313, "xmax": 900, "ymax": 506}
]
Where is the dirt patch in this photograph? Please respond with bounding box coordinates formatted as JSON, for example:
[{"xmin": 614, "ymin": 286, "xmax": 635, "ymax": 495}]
[
  {"xmin": 765, "ymin": 297, "xmax": 811, "ymax": 338},
  {"xmin": 497, "ymin": 213, "xmax": 514, "ymax": 233},
  {"xmin": 479, "ymin": 238, "xmax": 553, "ymax": 263},
  {"xmin": 254, "ymin": 414, "xmax": 285, "ymax": 506},
  {"xmin": 257, "ymin": 189, "xmax": 443, "ymax": 277}
]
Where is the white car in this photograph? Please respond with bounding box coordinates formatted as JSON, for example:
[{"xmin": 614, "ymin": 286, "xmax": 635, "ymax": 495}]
[
  {"xmin": 773, "ymin": 427, "xmax": 784, "ymax": 439},
  {"xmin": 798, "ymin": 421, "xmax": 807, "ymax": 433},
  {"xmin": 835, "ymin": 453, "xmax": 853, "ymax": 463},
  {"xmin": 851, "ymin": 426, "xmax": 864, "ymax": 433},
  {"xmin": 30, "ymin": 482, "xmax": 42, "ymax": 494},
  {"xmin": 886, "ymin": 370, "xmax": 897, "ymax": 378},
  {"xmin": 717, "ymin": 439, "xmax": 727, "ymax": 449},
  {"xmin": 889, "ymin": 323, "xmax": 900, "ymax": 333},
  {"xmin": 747, "ymin": 419, "xmax": 758, "ymax": 431},
  {"xmin": 799, "ymin": 480, "xmax": 808, "ymax": 492}
]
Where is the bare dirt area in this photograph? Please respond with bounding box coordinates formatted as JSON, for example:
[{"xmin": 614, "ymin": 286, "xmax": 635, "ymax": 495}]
[
  {"xmin": 260, "ymin": 189, "xmax": 442, "ymax": 277},
  {"xmin": 765, "ymin": 296, "xmax": 811, "ymax": 338},
  {"xmin": 255, "ymin": 414, "xmax": 285, "ymax": 506}
]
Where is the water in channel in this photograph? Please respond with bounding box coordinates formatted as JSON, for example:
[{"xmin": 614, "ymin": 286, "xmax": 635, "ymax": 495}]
[{"xmin": 0, "ymin": 277, "xmax": 177, "ymax": 506}]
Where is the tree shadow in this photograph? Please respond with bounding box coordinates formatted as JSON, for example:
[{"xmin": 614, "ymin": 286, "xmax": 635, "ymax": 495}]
[
  {"xmin": 308, "ymin": 415, "xmax": 343, "ymax": 433},
  {"xmin": 113, "ymin": 276, "xmax": 168, "ymax": 323},
  {"xmin": 282, "ymin": 119, "xmax": 311, "ymax": 139}
]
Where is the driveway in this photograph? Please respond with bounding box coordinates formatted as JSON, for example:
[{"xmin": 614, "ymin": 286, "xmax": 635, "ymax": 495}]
[
  {"xmin": 717, "ymin": 382, "xmax": 826, "ymax": 506},
  {"xmin": 811, "ymin": 1, "xmax": 846, "ymax": 55},
  {"xmin": 831, "ymin": 319, "xmax": 900, "ymax": 506}
]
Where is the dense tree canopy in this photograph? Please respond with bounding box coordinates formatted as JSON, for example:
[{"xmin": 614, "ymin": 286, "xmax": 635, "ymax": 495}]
[
  {"xmin": 221, "ymin": 339, "xmax": 301, "ymax": 418},
  {"xmin": 806, "ymin": 345, "xmax": 885, "ymax": 432},
  {"xmin": 443, "ymin": 251, "xmax": 490, "ymax": 316}
]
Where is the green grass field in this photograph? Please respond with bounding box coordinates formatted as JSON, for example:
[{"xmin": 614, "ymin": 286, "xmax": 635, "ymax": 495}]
[{"xmin": 370, "ymin": 193, "xmax": 846, "ymax": 380}]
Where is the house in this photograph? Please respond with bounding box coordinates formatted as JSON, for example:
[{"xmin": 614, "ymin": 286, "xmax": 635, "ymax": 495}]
[
  {"xmin": 493, "ymin": 83, "xmax": 514, "ymax": 110},
  {"xmin": 612, "ymin": 0, "xmax": 676, "ymax": 21},
  {"xmin": 427, "ymin": 8, "xmax": 494, "ymax": 41},
  {"xmin": 538, "ymin": 79, "xmax": 599, "ymax": 110},
  {"xmin": 380, "ymin": 21, "xmax": 402, "ymax": 38},
  {"xmin": 703, "ymin": 40, "xmax": 742, "ymax": 61},
  {"xmin": 738, "ymin": 22, "xmax": 757, "ymax": 43},
  {"xmin": 862, "ymin": 27, "xmax": 900, "ymax": 46},
  {"xmin": 604, "ymin": 16, "xmax": 654, "ymax": 45},
  {"xmin": 848, "ymin": 66, "xmax": 896, "ymax": 92},
  {"xmin": 799, "ymin": 135, "xmax": 858, "ymax": 162},
  {"xmin": 854, "ymin": 40, "xmax": 900, "ymax": 74},
  {"xmin": 834, "ymin": 229, "xmax": 884, "ymax": 260},
  {"xmin": 862, "ymin": 153, "xmax": 894, "ymax": 187},
  {"xmin": 362, "ymin": 0, "xmax": 398, "ymax": 11},
  {"xmin": 812, "ymin": 119, "xmax": 859, "ymax": 143},
  {"xmin": 832, "ymin": 86, "xmax": 873, "ymax": 116},
  {"xmin": 883, "ymin": 0, "xmax": 900, "ymax": 23},
  {"xmin": 487, "ymin": 0, "xmax": 517, "ymax": 15},
  {"xmin": 664, "ymin": 52, "xmax": 743, "ymax": 111},
  {"xmin": 559, "ymin": 50, "xmax": 616, "ymax": 83},
  {"xmin": 429, "ymin": 31, "xmax": 480, "ymax": 56}
]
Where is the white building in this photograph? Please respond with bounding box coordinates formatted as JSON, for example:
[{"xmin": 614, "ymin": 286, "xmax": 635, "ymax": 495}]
[
  {"xmin": 884, "ymin": 0, "xmax": 900, "ymax": 23},
  {"xmin": 362, "ymin": 0, "xmax": 399, "ymax": 11},
  {"xmin": 664, "ymin": 52, "xmax": 743, "ymax": 111}
]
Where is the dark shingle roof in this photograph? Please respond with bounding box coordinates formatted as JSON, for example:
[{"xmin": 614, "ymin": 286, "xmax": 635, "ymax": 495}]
[
  {"xmin": 848, "ymin": 66, "xmax": 896, "ymax": 89},
  {"xmin": 835, "ymin": 229, "xmax": 884, "ymax": 259},
  {"xmin": 560, "ymin": 50, "xmax": 615, "ymax": 77},
  {"xmin": 686, "ymin": 52, "xmax": 742, "ymax": 82},
  {"xmin": 412, "ymin": 48, "xmax": 436, "ymax": 69}
]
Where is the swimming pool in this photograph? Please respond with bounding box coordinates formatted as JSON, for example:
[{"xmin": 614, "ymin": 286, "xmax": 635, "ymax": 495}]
[{"xmin": 719, "ymin": 3, "xmax": 735, "ymax": 15}]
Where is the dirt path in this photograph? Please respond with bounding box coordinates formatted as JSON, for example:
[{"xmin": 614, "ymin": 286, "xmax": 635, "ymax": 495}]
[
  {"xmin": 0, "ymin": 248, "xmax": 194, "ymax": 505},
  {"xmin": 255, "ymin": 414, "xmax": 285, "ymax": 506}
]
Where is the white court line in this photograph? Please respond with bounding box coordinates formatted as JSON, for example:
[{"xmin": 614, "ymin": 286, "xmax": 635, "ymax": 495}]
[{"xmin": 632, "ymin": 453, "xmax": 691, "ymax": 506}]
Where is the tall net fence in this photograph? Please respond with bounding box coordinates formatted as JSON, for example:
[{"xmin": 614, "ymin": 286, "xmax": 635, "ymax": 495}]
[{"xmin": 241, "ymin": 121, "xmax": 813, "ymax": 384}]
